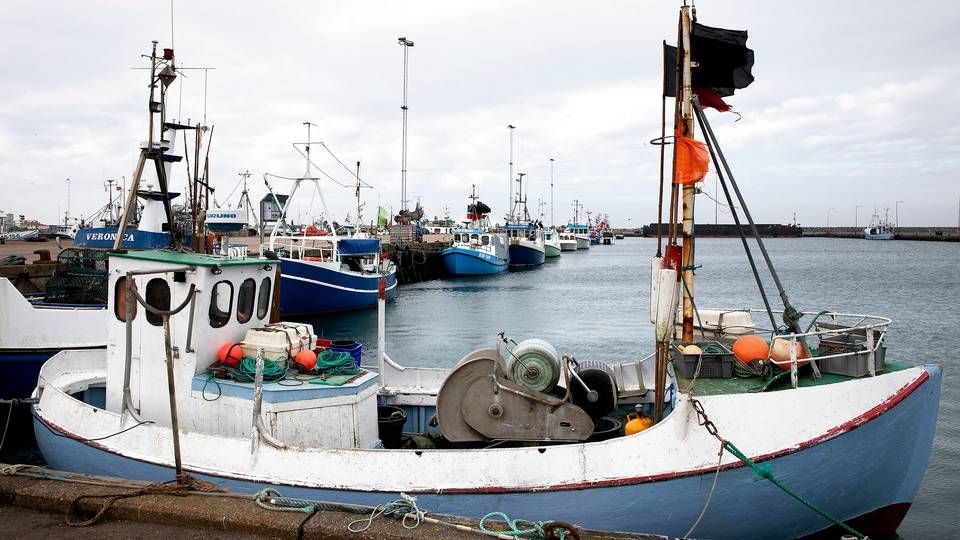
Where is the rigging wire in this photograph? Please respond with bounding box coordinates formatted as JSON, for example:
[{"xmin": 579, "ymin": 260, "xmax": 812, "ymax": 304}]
[{"xmin": 319, "ymin": 142, "xmax": 372, "ymax": 188}]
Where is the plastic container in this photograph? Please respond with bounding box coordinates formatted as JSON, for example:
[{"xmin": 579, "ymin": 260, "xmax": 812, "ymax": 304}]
[
  {"xmin": 587, "ymin": 417, "xmax": 623, "ymax": 442},
  {"xmin": 330, "ymin": 340, "xmax": 362, "ymax": 367},
  {"xmin": 241, "ymin": 322, "xmax": 315, "ymax": 362},
  {"xmin": 817, "ymin": 332, "xmax": 886, "ymax": 377},
  {"xmin": 670, "ymin": 340, "xmax": 734, "ymax": 378},
  {"xmin": 377, "ymin": 406, "xmax": 407, "ymax": 449}
]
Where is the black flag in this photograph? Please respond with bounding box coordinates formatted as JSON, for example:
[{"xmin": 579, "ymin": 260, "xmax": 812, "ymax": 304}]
[{"xmin": 663, "ymin": 22, "xmax": 755, "ymax": 98}]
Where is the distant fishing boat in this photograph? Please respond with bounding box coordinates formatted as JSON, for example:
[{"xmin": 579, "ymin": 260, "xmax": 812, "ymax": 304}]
[
  {"xmin": 505, "ymin": 172, "xmax": 545, "ymax": 268},
  {"xmin": 543, "ymin": 229, "xmax": 562, "ymax": 257},
  {"xmin": 864, "ymin": 209, "xmax": 895, "ymax": 240},
  {"xmin": 442, "ymin": 186, "xmax": 508, "ymax": 275},
  {"xmin": 557, "ymin": 231, "xmax": 578, "ymax": 251},
  {"xmin": 566, "ymin": 199, "xmax": 591, "ymax": 249},
  {"xmin": 264, "ymin": 125, "xmax": 397, "ymax": 315},
  {"xmin": 0, "ymin": 229, "xmax": 39, "ymax": 243}
]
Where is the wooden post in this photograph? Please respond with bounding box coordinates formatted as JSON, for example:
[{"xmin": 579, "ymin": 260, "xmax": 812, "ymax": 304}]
[{"xmin": 679, "ymin": 5, "xmax": 696, "ymax": 342}]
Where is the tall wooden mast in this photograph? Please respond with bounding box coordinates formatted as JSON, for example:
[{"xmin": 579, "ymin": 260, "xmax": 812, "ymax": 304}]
[{"xmin": 679, "ymin": 5, "xmax": 696, "ymax": 342}]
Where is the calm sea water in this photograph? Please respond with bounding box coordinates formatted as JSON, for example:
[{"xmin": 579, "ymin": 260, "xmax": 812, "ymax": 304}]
[{"xmin": 307, "ymin": 236, "xmax": 959, "ymax": 538}]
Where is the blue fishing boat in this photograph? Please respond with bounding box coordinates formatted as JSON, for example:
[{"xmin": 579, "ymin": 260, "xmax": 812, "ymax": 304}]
[
  {"xmin": 74, "ymin": 190, "xmax": 192, "ymax": 249},
  {"xmin": 442, "ymin": 187, "xmax": 508, "ymax": 275},
  {"xmin": 505, "ymin": 173, "xmax": 545, "ymax": 268},
  {"xmin": 264, "ymin": 126, "xmax": 397, "ymax": 315}
]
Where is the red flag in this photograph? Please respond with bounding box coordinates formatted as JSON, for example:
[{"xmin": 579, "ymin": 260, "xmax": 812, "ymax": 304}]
[
  {"xmin": 674, "ymin": 135, "xmax": 709, "ymax": 185},
  {"xmin": 694, "ymin": 87, "xmax": 742, "ymax": 120}
]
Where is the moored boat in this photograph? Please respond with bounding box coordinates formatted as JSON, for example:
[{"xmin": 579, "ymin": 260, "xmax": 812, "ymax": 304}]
[
  {"xmin": 504, "ymin": 172, "xmax": 545, "ymax": 268},
  {"xmin": 264, "ymin": 125, "xmax": 397, "ymax": 315},
  {"xmin": 441, "ymin": 187, "xmax": 509, "ymax": 276},
  {"xmin": 543, "ymin": 229, "xmax": 562, "ymax": 257}
]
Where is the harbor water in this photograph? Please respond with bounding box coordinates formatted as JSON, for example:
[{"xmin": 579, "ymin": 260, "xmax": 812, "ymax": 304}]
[{"xmin": 305, "ymin": 237, "xmax": 959, "ymax": 538}]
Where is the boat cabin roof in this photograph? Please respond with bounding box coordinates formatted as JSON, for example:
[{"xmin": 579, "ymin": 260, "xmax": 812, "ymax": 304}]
[{"xmin": 112, "ymin": 250, "xmax": 270, "ymax": 268}]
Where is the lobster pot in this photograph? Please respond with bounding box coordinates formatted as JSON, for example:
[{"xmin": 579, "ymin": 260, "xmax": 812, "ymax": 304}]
[{"xmin": 241, "ymin": 322, "xmax": 316, "ymax": 362}]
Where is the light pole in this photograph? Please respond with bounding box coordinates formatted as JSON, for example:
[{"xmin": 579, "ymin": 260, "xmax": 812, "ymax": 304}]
[
  {"xmin": 895, "ymin": 200, "xmax": 904, "ymax": 229},
  {"xmin": 549, "ymin": 158, "xmax": 555, "ymax": 228},
  {"xmin": 65, "ymin": 178, "xmax": 71, "ymax": 225},
  {"xmin": 855, "ymin": 205, "xmax": 863, "ymax": 229},
  {"xmin": 827, "ymin": 207, "xmax": 835, "ymax": 228},
  {"xmin": 398, "ymin": 37, "xmax": 414, "ymax": 212},
  {"xmin": 507, "ymin": 125, "xmax": 515, "ymax": 221}
]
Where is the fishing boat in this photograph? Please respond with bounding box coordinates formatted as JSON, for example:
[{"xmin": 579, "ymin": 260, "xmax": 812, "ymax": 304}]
[
  {"xmin": 504, "ymin": 173, "xmax": 545, "ymax": 268},
  {"xmin": 263, "ymin": 125, "xmax": 397, "ymax": 315},
  {"xmin": 74, "ymin": 190, "xmax": 192, "ymax": 249},
  {"xmin": 0, "ymin": 229, "xmax": 39, "ymax": 243},
  {"xmin": 864, "ymin": 209, "xmax": 895, "ymax": 240},
  {"xmin": 567, "ymin": 223, "xmax": 591, "ymax": 250},
  {"xmin": 441, "ymin": 187, "xmax": 509, "ymax": 275},
  {"xmin": 31, "ymin": 10, "xmax": 940, "ymax": 539},
  {"xmin": 543, "ymin": 229, "xmax": 562, "ymax": 257},
  {"xmin": 557, "ymin": 231, "xmax": 578, "ymax": 252}
]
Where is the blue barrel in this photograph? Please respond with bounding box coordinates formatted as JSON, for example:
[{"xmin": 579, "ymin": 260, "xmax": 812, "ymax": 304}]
[{"xmin": 330, "ymin": 340, "xmax": 362, "ymax": 367}]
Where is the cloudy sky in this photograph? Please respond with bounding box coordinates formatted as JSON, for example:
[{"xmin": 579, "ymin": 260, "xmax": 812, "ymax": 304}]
[{"xmin": 1, "ymin": 0, "xmax": 958, "ymax": 229}]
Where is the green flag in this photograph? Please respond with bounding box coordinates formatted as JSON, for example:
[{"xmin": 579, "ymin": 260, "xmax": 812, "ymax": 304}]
[{"xmin": 377, "ymin": 206, "xmax": 388, "ymax": 228}]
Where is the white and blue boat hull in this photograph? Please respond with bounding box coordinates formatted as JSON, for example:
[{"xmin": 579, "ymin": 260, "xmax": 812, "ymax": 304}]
[
  {"xmin": 33, "ymin": 364, "xmax": 939, "ymax": 539},
  {"xmin": 442, "ymin": 247, "xmax": 508, "ymax": 275},
  {"xmin": 279, "ymin": 260, "xmax": 397, "ymax": 316}
]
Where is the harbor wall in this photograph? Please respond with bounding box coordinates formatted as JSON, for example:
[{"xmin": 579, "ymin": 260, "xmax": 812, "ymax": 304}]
[{"xmin": 803, "ymin": 227, "xmax": 960, "ymax": 241}]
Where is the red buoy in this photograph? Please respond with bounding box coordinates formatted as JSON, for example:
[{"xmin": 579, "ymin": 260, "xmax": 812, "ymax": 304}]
[
  {"xmin": 295, "ymin": 349, "xmax": 317, "ymax": 371},
  {"xmin": 218, "ymin": 343, "xmax": 243, "ymax": 365},
  {"xmin": 732, "ymin": 335, "xmax": 769, "ymax": 364}
]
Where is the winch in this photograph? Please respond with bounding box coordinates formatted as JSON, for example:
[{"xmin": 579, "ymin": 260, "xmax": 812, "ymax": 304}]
[{"xmin": 436, "ymin": 345, "xmax": 596, "ymax": 443}]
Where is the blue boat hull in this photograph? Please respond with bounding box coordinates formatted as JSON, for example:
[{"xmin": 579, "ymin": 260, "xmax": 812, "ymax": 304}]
[
  {"xmin": 508, "ymin": 244, "xmax": 545, "ymax": 268},
  {"xmin": 33, "ymin": 366, "xmax": 941, "ymax": 538},
  {"xmin": 442, "ymin": 247, "xmax": 508, "ymax": 275},
  {"xmin": 0, "ymin": 350, "xmax": 55, "ymax": 399},
  {"xmin": 74, "ymin": 227, "xmax": 190, "ymax": 249},
  {"xmin": 279, "ymin": 260, "xmax": 397, "ymax": 316}
]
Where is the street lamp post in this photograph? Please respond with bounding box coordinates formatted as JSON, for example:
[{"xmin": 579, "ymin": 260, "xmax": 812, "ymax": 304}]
[
  {"xmin": 398, "ymin": 37, "xmax": 414, "ymax": 213},
  {"xmin": 895, "ymin": 200, "xmax": 904, "ymax": 229},
  {"xmin": 855, "ymin": 205, "xmax": 863, "ymax": 229},
  {"xmin": 549, "ymin": 158, "xmax": 555, "ymax": 228}
]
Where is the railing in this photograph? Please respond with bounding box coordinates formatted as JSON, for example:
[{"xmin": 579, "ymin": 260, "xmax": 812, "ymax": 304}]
[
  {"xmin": 732, "ymin": 309, "xmax": 890, "ymax": 388},
  {"xmin": 264, "ymin": 236, "xmax": 337, "ymax": 262}
]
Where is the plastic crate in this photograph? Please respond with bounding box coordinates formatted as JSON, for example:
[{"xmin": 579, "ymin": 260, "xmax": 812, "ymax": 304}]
[
  {"xmin": 670, "ymin": 341, "xmax": 734, "ymax": 379},
  {"xmin": 817, "ymin": 331, "xmax": 885, "ymax": 377}
]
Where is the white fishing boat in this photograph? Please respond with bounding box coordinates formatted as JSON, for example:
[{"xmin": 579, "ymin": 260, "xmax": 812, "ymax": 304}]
[
  {"xmin": 543, "ymin": 229, "xmax": 562, "ymax": 257},
  {"xmin": 557, "ymin": 232, "xmax": 578, "ymax": 252},
  {"xmin": 864, "ymin": 209, "xmax": 895, "ymax": 240},
  {"xmin": 30, "ymin": 9, "xmax": 941, "ymax": 539}
]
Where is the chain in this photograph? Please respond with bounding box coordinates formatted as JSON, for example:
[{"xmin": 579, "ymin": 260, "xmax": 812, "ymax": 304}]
[{"xmin": 690, "ymin": 397, "xmax": 724, "ymax": 443}]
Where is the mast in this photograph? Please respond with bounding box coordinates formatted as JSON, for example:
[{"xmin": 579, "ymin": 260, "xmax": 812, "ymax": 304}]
[{"xmin": 679, "ymin": 5, "xmax": 696, "ymax": 342}]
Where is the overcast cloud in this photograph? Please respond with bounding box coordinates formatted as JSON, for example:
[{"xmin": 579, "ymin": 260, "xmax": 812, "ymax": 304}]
[{"xmin": 1, "ymin": 0, "xmax": 958, "ymax": 228}]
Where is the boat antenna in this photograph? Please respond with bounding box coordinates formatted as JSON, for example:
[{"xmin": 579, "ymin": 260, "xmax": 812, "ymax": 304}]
[{"xmin": 507, "ymin": 125, "xmax": 516, "ymax": 221}]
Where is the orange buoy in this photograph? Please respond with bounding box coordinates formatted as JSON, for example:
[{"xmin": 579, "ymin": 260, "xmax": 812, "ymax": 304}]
[
  {"xmin": 218, "ymin": 343, "xmax": 243, "ymax": 365},
  {"xmin": 732, "ymin": 335, "xmax": 769, "ymax": 364},
  {"xmin": 770, "ymin": 337, "xmax": 810, "ymax": 370},
  {"xmin": 294, "ymin": 349, "xmax": 318, "ymax": 371},
  {"xmin": 624, "ymin": 412, "xmax": 653, "ymax": 436}
]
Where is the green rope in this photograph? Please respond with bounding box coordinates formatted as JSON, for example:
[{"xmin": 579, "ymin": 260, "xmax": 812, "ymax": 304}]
[
  {"xmin": 216, "ymin": 356, "xmax": 288, "ymax": 383},
  {"xmin": 723, "ymin": 441, "xmax": 866, "ymax": 539},
  {"xmin": 479, "ymin": 512, "xmax": 565, "ymax": 540},
  {"xmin": 254, "ymin": 488, "xmax": 316, "ymax": 513},
  {"xmin": 315, "ymin": 350, "xmax": 360, "ymax": 376}
]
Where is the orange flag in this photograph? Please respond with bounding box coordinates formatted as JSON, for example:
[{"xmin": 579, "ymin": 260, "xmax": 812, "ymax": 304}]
[{"xmin": 674, "ymin": 136, "xmax": 709, "ymax": 185}]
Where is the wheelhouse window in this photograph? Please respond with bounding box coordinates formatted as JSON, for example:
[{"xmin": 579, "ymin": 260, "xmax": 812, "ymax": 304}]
[
  {"xmin": 209, "ymin": 280, "xmax": 234, "ymax": 328},
  {"xmin": 481, "ymin": 235, "xmax": 490, "ymax": 246},
  {"xmin": 470, "ymin": 234, "xmax": 479, "ymax": 242},
  {"xmin": 114, "ymin": 277, "xmax": 137, "ymax": 322},
  {"xmin": 144, "ymin": 278, "xmax": 170, "ymax": 327},
  {"xmin": 257, "ymin": 277, "xmax": 271, "ymax": 320},
  {"xmin": 237, "ymin": 278, "xmax": 255, "ymax": 323}
]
